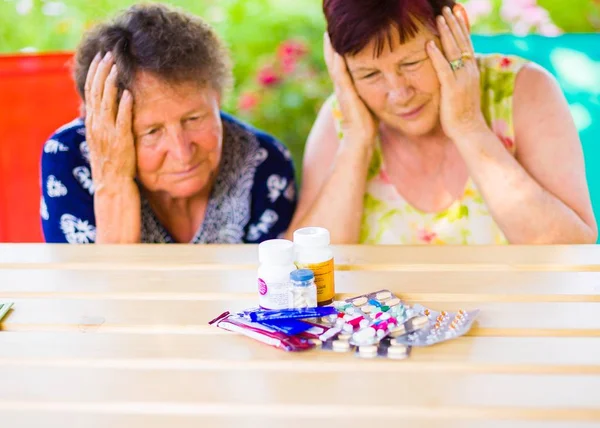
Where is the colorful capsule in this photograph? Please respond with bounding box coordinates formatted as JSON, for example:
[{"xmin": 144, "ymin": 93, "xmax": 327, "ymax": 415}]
[
  {"xmin": 348, "ymin": 315, "xmax": 365, "ymax": 328},
  {"xmin": 368, "ymin": 299, "xmax": 382, "ymax": 308},
  {"xmin": 375, "ymin": 321, "xmax": 389, "ymax": 331}
]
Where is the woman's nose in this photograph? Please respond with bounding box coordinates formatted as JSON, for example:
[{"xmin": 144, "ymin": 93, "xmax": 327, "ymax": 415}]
[
  {"xmin": 386, "ymin": 73, "xmax": 415, "ymax": 105},
  {"xmin": 169, "ymin": 128, "xmax": 194, "ymax": 164}
]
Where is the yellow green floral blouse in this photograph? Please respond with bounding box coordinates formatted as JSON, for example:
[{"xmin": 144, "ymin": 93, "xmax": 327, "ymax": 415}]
[{"xmin": 332, "ymin": 54, "xmax": 528, "ymax": 245}]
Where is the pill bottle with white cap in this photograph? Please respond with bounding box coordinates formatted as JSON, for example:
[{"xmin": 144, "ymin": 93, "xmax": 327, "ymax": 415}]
[
  {"xmin": 293, "ymin": 227, "xmax": 335, "ymax": 306},
  {"xmin": 257, "ymin": 239, "xmax": 296, "ymax": 310}
]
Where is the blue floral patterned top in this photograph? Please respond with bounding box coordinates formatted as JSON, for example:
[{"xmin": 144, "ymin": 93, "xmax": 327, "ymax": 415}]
[{"xmin": 40, "ymin": 112, "xmax": 297, "ymax": 244}]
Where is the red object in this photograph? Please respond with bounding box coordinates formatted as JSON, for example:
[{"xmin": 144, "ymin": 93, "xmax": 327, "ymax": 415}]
[
  {"xmin": 0, "ymin": 52, "xmax": 80, "ymax": 242},
  {"xmin": 277, "ymin": 40, "xmax": 307, "ymax": 60},
  {"xmin": 257, "ymin": 65, "xmax": 281, "ymax": 87},
  {"xmin": 500, "ymin": 57, "xmax": 513, "ymax": 68},
  {"xmin": 347, "ymin": 315, "xmax": 364, "ymax": 327},
  {"xmin": 237, "ymin": 91, "xmax": 260, "ymax": 111}
]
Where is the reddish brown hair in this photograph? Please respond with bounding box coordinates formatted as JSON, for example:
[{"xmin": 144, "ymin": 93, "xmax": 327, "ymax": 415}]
[{"xmin": 324, "ymin": 0, "xmax": 456, "ymax": 57}]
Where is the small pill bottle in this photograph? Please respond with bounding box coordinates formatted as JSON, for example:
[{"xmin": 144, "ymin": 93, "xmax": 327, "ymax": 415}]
[
  {"xmin": 289, "ymin": 269, "xmax": 318, "ymax": 308},
  {"xmin": 257, "ymin": 239, "xmax": 296, "ymax": 310},
  {"xmin": 293, "ymin": 227, "xmax": 335, "ymax": 306}
]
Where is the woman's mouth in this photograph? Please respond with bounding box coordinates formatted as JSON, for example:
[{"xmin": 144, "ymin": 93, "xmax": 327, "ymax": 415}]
[
  {"xmin": 171, "ymin": 161, "xmax": 203, "ymax": 176},
  {"xmin": 396, "ymin": 104, "xmax": 425, "ymax": 120}
]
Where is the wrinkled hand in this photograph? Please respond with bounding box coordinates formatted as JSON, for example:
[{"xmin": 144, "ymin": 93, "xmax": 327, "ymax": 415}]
[
  {"xmin": 84, "ymin": 52, "xmax": 136, "ymax": 182},
  {"xmin": 324, "ymin": 33, "xmax": 378, "ymax": 148},
  {"xmin": 427, "ymin": 6, "xmax": 488, "ymax": 141}
]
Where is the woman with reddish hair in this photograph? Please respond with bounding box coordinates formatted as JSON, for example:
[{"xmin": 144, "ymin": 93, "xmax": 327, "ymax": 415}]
[{"xmin": 289, "ymin": 0, "xmax": 597, "ymax": 244}]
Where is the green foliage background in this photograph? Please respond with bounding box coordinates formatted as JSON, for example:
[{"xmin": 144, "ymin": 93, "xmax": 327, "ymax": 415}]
[{"xmin": 0, "ymin": 0, "xmax": 598, "ymax": 172}]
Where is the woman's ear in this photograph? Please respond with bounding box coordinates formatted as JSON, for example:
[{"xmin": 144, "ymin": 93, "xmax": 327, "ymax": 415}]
[{"xmin": 453, "ymin": 3, "xmax": 471, "ymax": 32}]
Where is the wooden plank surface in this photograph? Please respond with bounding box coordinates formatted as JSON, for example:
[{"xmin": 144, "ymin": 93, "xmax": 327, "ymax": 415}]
[
  {"xmin": 2, "ymin": 244, "xmax": 600, "ymax": 270},
  {"xmin": 1, "ymin": 270, "xmax": 600, "ymax": 301},
  {"xmin": 2, "ymin": 298, "xmax": 600, "ymax": 336},
  {"xmin": 3, "ymin": 413, "xmax": 600, "ymax": 428},
  {"xmin": 1, "ymin": 332, "xmax": 599, "ymax": 374},
  {"xmin": 1, "ymin": 244, "xmax": 599, "ymax": 427},
  {"xmin": 1, "ymin": 366, "xmax": 599, "ymax": 410}
]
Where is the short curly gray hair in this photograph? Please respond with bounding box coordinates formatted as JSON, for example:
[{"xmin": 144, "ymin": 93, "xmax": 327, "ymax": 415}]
[{"xmin": 73, "ymin": 3, "xmax": 232, "ymax": 100}]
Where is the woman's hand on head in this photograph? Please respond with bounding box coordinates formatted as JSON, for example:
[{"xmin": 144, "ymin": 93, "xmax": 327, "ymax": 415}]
[
  {"xmin": 84, "ymin": 52, "xmax": 137, "ymax": 183},
  {"xmin": 426, "ymin": 6, "xmax": 488, "ymax": 141},
  {"xmin": 324, "ymin": 33, "xmax": 378, "ymax": 149}
]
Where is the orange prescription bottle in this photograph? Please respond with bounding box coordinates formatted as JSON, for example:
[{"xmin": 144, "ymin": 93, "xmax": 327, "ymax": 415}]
[{"xmin": 293, "ymin": 227, "xmax": 335, "ymax": 306}]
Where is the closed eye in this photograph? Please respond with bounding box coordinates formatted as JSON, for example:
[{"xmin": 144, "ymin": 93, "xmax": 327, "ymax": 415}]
[
  {"xmin": 186, "ymin": 116, "xmax": 200, "ymax": 122},
  {"xmin": 360, "ymin": 71, "xmax": 379, "ymax": 80},
  {"xmin": 146, "ymin": 128, "xmax": 160, "ymax": 136},
  {"xmin": 401, "ymin": 59, "xmax": 427, "ymax": 71}
]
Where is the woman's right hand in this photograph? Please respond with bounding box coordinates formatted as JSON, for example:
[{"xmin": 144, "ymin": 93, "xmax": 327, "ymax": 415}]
[
  {"xmin": 323, "ymin": 33, "xmax": 378, "ymax": 148},
  {"xmin": 84, "ymin": 52, "xmax": 136, "ymax": 183}
]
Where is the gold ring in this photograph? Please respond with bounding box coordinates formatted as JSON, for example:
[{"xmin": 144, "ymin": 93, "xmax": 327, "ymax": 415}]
[
  {"xmin": 449, "ymin": 58, "xmax": 465, "ymax": 71},
  {"xmin": 461, "ymin": 52, "xmax": 473, "ymax": 60}
]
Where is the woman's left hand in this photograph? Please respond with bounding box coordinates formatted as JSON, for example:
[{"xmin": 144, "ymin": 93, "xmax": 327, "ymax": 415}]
[{"xmin": 426, "ymin": 6, "xmax": 488, "ymax": 141}]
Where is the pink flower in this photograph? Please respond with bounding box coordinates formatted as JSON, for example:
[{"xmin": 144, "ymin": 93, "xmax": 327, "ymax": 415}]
[
  {"xmin": 491, "ymin": 119, "xmax": 508, "ymax": 134},
  {"xmin": 499, "ymin": 135, "xmax": 515, "ymax": 150},
  {"xmin": 539, "ymin": 22, "xmax": 561, "ymax": 36},
  {"xmin": 237, "ymin": 92, "xmax": 259, "ymax": 112},
  {"xmin": 277, "ymin": 40, "xmax": 308, "ymax": 75},
  {"xmin": 277, "ymin": 40, "xmax": 308, "ymax": 60},
  {"xmin": 500, "ymin": 0, "xmax": 562, "ymax": 35},
  {"xmin": 418, "ymin": 229, "xmax": 437, "ymax": 244},
  {"xmin": 281, "ymin": 56, "xmax": 297, "ymax": 74},
  {"xmin": 463, "ymin": 0, "xmax": 493, "ymax": 23},
  {"xmin": 491, "ymin": 119, "xmax": 514, "ymax": 150},
  {"xmin": 499, "ymin": 57, "xmax": 512, "ymax": 68},
  {"xmin": 379, "ymin": 169, "xmax": 392, "ymax": 184},
  {"xmin": 257, "ymin": 66, "xmax": 281, "ymax": 87}
]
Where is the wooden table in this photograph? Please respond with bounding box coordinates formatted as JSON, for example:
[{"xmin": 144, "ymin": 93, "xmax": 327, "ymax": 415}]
[{"xmin": 1, "ymin": 244, "xmax": 599, "ymax": 427}]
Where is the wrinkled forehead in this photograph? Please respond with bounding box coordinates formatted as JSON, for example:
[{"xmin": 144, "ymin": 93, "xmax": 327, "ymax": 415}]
[
  {"xmin": 131, "ymin": 72, "xmax": 205, "ymax": 101},
  {"xmin": 130, "ymin": 72, "xmax": 219, "ymax": 124}
]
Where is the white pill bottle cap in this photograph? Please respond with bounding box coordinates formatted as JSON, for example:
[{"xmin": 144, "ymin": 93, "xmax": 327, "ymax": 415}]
[
  {"xmin": 258, "ymin": 239, "xmax": 295, "ymax": 265},
  {"xmin": 293, "ymin": 227, "xmax": 331, "ymax": 248}
]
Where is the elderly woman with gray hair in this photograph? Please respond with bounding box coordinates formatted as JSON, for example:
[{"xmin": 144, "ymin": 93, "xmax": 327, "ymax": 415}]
[{"xmin": 41, "ymin": 3, "xmax": 296, "ymax": 244}]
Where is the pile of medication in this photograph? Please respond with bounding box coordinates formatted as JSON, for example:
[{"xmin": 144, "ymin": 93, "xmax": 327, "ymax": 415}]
[
  {"xmin": 210, "ymin": 289, "xmax": 479, "ymax": 359},
  {"xmin": 210, "ymin": 227, "xmax": 479, "ymax": 359}
]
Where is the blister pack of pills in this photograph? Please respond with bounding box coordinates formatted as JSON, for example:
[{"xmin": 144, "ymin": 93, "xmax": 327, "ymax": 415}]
[
  {"xmin": 322, "ymin": 335, "xmax": 413, "ymax": 360},
  {"xmin": 395, "ymin": 304, "xmax": 480, "ymax": 346},
  {"xmin": 320, "ymin": 290, "xmax": 422, "ymax": 345},
  {"xmin": 313, "ymin": 290, "xmax": 421, "ymax": 358}
]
